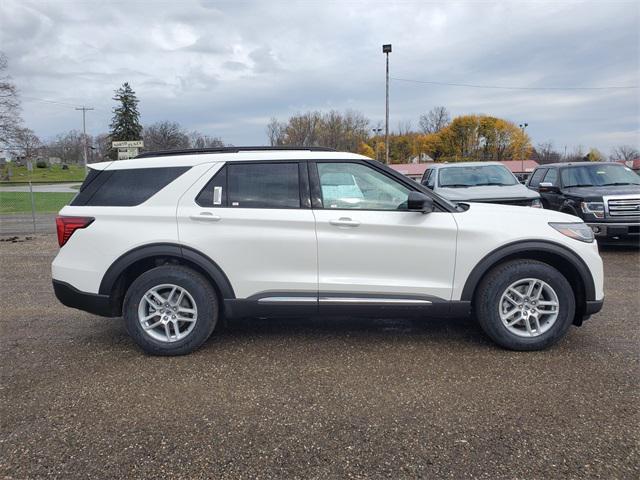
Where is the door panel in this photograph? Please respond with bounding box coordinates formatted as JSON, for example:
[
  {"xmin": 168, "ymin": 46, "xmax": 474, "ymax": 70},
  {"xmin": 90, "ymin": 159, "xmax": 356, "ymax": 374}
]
[
  {"xmin": 312, "ymin": 161, "xmax": 458, "ymax": 301},
  {"xmin": 313, "ymin": 209, "xmax": 458, "ymax": 300},
  {"xmin": 177, "ymin": 162, "xmax": 317, "ymax": 299}
]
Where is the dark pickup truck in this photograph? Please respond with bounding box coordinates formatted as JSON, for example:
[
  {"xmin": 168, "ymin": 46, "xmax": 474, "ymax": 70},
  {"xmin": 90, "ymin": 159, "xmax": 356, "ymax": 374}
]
[{"xmin": 527, "ymin": 162, "xmax": 640, "ymax": 245}]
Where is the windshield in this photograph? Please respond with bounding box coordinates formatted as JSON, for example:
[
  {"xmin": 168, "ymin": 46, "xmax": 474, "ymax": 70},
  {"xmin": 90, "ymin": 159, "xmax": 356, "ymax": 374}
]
[
  {"xmin": 438, "ymin": 164, "xmax": 518, "ymax": 188},
  {"xmin": 561, "ymin": 164, "xmax": 640, "ymax": 187}
]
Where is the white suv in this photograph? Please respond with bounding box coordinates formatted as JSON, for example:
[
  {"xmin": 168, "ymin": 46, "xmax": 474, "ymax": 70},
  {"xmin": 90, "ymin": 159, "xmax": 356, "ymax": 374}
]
[{"xmin": 52, "ymin": 147, "xmax": 604, "ymax": 355}]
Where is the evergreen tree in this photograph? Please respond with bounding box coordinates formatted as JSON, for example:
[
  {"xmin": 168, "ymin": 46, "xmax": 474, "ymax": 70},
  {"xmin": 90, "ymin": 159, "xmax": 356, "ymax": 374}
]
[{"xmin": 109, "ymin": 82, "xmax": 142, "ymax": 141}]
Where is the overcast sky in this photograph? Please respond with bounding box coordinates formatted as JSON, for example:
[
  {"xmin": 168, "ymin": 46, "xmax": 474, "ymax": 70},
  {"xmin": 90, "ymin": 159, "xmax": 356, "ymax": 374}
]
[{"xmin": 1, "ymin": 0, "xmax": 638, "ymax": 155}]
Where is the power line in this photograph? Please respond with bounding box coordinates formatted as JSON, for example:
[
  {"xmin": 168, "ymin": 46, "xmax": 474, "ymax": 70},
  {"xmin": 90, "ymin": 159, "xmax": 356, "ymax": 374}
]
[
  {"xmin": 22, "ymin": 95, "xmax": 104, "ymax": 110},
  {"xmin": 390, "ymin": 77, "xmax": 639, "ymax": 91}
]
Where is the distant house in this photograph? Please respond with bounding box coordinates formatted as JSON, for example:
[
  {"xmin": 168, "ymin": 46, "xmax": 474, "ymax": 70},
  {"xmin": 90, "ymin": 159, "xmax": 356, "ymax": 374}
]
[
  {"xmin": 389, "ymin": 162, "xmax": 433, "ymax": 181},
  {"xmin": 617, "ymin": 158, "xmax": 640, "ymax": 172},
  {"xmin": 389, "ymin": 159, "xmax": 540, "ymax": 182}
]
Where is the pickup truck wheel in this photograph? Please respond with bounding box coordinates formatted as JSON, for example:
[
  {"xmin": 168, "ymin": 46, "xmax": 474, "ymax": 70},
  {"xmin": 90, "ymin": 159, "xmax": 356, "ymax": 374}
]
[
  {"xmin": 475, "ymin": 260, "xmax": 575, "ymax": 351},
  {"xmin": 123, "ymin": 265, "xmax": 218, "ymax": 356}
]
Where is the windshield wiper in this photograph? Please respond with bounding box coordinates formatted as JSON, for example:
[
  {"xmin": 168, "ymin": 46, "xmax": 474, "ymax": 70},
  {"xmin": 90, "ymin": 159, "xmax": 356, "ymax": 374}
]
[
  {"xmin": 478, "ymin": 182, "xmax": 512, "ymax": 186},
  {"xmin": 601, "ymin": 182, "xmax": 639, "ymax": 186},
  {"xmin": 442, "ymin": 184, "xmax": 472, "ymax": 188},
  {"xmin": 565, "ymin": 184, "xmax": 593, "ymax": 188}
]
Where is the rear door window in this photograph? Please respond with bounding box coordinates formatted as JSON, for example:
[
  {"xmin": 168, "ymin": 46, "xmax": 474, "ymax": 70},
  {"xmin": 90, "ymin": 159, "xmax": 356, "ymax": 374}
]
[{"xmin": 227, "ymin": 163, "xmax": 300, "ymax": 209}]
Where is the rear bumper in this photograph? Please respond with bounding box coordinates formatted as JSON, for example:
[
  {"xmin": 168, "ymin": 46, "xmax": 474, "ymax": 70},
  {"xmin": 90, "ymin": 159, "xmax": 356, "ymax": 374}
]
[{"xmin": 53, "ymin": 280, "xmax": 116, "ymax": 317}]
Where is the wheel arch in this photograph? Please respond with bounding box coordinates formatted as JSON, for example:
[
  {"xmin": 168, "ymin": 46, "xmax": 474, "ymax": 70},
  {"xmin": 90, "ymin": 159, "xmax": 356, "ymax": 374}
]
[
  {"xmin": 461, "ymin": 240, "xmax": 595, "ymax": 325},
  {"xmin": 99, "ymin": 243, "xmax": 235, "ymax": 316}
]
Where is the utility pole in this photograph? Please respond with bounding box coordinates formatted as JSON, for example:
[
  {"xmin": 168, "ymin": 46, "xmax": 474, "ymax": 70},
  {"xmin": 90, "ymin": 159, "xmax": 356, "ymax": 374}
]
[
  {"xmin": 75, "ymin": 106, "xmax": 94, "ymax": 174},
  {"xmin": 383, "ymin": 44, "xmax": 392, "ymax": 164},
  {"xmin": 372, "ymin": 127, "xmax": 383, "ymax": 162},
  {"xmin": 519, "ymin": 122, "xmax": 528, "ymax": 175}
]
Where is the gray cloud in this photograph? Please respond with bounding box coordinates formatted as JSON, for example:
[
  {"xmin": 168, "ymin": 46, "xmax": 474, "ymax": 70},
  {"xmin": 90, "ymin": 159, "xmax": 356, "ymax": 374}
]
[{"xmin": 1, "ymin": 0, "xmax": 638, "ymax": 153}]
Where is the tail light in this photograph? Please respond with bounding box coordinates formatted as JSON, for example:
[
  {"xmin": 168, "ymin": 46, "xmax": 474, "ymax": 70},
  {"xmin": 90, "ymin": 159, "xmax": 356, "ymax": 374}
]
[{"xmin": 56, "ymin": 216, "xmax": 94, "ymax": 247}]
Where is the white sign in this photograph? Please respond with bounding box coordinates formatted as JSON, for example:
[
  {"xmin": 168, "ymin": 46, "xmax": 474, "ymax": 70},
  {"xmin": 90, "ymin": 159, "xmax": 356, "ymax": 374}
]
[
  {"xmin": 117, "ymin": 147, "xmax": 140, "ymax": 160},
  {"xmin": 112, "ymin": 140, "xmax": 144, "ymax": 148}
]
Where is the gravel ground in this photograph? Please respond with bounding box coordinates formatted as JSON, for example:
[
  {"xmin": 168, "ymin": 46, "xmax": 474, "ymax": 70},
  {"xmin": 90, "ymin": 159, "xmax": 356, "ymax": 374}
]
[{"xmin": 1, "ymin": 235, "xmax": 638, "ymax": 479}]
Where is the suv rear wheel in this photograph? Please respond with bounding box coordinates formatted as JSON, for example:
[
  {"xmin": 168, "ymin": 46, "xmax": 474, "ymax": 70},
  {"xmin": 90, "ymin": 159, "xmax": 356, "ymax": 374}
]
[
  {"xmin": 123, "ymin": 265, "xmax": 218, "ymax": 355},
  {"xmin": 475, "ymin": 260, "xmax": 575, "ymax": 350}
]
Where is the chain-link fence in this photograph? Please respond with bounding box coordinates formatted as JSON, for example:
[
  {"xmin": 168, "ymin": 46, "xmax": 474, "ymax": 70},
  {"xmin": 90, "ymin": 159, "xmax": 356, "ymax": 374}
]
[{"xmin": 0, "ymin": 182, "xmax": 78, "ymax": 235}]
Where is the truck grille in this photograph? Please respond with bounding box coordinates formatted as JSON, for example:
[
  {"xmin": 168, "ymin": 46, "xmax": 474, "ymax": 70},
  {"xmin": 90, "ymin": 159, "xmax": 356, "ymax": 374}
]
[{"xmin": 607, "ymin": 196, "xmax": 640, "ymax": 217}]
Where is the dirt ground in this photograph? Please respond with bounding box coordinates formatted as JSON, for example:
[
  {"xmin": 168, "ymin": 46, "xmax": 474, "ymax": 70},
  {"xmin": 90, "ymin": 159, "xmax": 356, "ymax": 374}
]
[{"xmin": 1, "ymin": 235, "xmax": 638, "ymax": 479}]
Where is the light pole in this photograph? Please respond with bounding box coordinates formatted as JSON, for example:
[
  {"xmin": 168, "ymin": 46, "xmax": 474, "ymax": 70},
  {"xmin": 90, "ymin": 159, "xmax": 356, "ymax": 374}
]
[
  {"xmin": 383, "ymin": 44, "xmax": 392, "ymax": 164},
  {"xmin": 519, "ymin": 122, "xmax": 528, "ymax": 176},
  {"xmin": 372, "ymin": 127, "xmax": 382, "ymax": 162}
]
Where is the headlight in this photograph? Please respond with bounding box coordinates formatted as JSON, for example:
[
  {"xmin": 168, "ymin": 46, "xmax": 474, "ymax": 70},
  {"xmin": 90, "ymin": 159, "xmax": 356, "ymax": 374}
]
[
  {"xmin": 581, "ymin": 201, "xmax": 604, "ymax": 218},
  {"xmin": 530, "ymin": 198, "xmax": 543, "ymax": 208},
  {"xmin": 549, "ymin": 222, "xmax": 594, "ymax": 243}
]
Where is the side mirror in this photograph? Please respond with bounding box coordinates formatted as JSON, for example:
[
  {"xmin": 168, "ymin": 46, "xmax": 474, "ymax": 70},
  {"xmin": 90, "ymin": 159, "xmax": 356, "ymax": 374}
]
[
  {"xmin": 539, "ymin": 182, "xmax": 559, "ymax": 193},
  {"xmin": 408, "ymin": 191, "xmax": 434, "ymax": 213}
]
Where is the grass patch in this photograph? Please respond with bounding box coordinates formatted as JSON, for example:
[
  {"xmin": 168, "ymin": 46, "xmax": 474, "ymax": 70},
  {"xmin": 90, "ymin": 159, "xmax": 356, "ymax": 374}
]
[
  {"xmin": 0, "ymin": 192, "xmax": 76, "ymax": 214},
  {"xmin": 0, "ymin": 164, "xmax": 86, "ymax": 183}
]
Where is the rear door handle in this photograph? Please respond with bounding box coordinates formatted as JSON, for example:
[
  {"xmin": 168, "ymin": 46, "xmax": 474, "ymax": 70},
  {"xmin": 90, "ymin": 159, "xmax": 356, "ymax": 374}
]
[
  {"xmin": 190, "ymin": 212, "xmax": 221, "ymax": 222},
  {"xmin": 329, "ymin": 217, "xmax": 360, "ymax": 227}
]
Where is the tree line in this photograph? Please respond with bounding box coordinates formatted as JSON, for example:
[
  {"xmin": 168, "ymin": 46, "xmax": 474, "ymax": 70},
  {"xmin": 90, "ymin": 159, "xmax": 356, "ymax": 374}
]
[{"xmin": 266, "ymin": 107, "xmax": 639, "ymax": 164}]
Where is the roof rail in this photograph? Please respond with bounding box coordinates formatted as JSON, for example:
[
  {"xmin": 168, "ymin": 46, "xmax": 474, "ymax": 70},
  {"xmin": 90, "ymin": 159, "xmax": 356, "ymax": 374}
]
[{"xmin": 135, "ymin": 146, "xmax": 336, "ymax": 158}]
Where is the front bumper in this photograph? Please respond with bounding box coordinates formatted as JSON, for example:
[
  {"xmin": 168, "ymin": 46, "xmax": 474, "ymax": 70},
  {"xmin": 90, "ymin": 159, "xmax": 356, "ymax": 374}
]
[
  {"xmin": 53, "ymin": 280, "xmax": 116, "ymax": 317},
  {"xmin": 586, "ymin": 222, "xmax": 640, "ymax": 243}
]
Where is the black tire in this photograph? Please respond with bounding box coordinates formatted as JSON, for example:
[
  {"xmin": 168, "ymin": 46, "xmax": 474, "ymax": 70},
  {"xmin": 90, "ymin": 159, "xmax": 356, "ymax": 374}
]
[
  {"xmin": 123, "ymin": 265, "xmax": 218, "ymax": 356},
  {"xmin": 474, "ymin": 260, "xmax": 575, "ymax": 351}
]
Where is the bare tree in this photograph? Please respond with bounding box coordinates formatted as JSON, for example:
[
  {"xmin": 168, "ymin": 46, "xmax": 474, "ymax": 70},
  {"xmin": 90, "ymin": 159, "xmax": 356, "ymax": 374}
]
[
  {"xmin": 418, "ymin": 106, "xmax": 450, "ymax": 134},
  {"xmin": 43, "ymin": 130, "xmax": 87, "ymax": 164},
  {"xmin": 318, "ymin": 110, "xmax": 369, "ymax": 151},
  {"xmin": 284, "ymin": 111, "xmax": 323, "ymax": 146},
  {"xmin": 397, "ymin": 120, "xmax": 413, "ymax": 136},
  {"xmin": 12, "ymin": 127, "xmax": 41, "ymax": 161},
  {"xmin": 143, "ymin": 121, "xmax": 190, "ymax": 151},
  {"xmin": 566, "ymin": 145, "xmax": 586, "ymax": 162},
  {"xmin": 188, "ymin": 131, "xmax": 225, "ymax": 149},
  {"xmin": 0, "ymin": 52, "xmax": 22, "ymax": 146},
  {"xmin": 534, "ymin": 141, "xmax": 562, "ymax": 164},
  {"xmin": 266, "ymin": 110, "xmax": 370, "ymax": 151},
  {"xmin": 266, "ymin": 117, "xmax": 286, "ymax": 146},
  {"xmin": 610, "ymin": 145, "xmax": 639, "ymax": 162},
  {"xmin": 93, "ymin": 133, "xmax": 112, "ymax": 161}
]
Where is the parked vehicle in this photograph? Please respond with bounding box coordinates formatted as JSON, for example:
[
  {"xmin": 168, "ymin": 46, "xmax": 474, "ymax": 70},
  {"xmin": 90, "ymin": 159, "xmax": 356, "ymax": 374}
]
[
  {"xmin": 420, "ymin": 162, "xmax": 542, "ymax": 207},
  {"xmin": 526, "ymin": 162, "xmax": 640, "ymax": 245},
  {"xmin": 52, "ymin": 147, "xmax": 603, "ymax": 355}
]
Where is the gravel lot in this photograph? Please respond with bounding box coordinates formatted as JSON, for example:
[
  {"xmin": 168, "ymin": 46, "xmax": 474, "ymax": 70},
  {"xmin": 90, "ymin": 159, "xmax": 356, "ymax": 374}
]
[{"xmin": 1, "ymin": 235, "xmax": 638, "ymax": 479}]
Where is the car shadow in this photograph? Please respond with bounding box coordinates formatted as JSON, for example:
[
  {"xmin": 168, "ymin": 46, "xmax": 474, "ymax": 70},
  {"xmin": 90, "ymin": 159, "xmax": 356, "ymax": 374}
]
[{"xmin": 207, "ymin": 314, "xmax": 491, "ymax": 348}]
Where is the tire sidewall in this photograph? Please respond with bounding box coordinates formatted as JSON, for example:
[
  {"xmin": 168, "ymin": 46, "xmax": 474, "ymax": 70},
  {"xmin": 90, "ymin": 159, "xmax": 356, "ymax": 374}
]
[
  {"xmin": 477, "ymin": 261, "xmax": 575, "ymax": 350},
  {"xmin": 123, "ymin": 266, "xmax": 218, "ymax": 355}
]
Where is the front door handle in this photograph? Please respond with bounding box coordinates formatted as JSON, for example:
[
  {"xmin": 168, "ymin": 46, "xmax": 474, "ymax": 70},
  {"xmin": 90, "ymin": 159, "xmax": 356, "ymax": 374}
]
[
  {"xmin": 329, "ymin": 217, "xmax": 360, "ymax": 227},
  {"xmin": 190, "ymin": 212, "xmax": 221, "ymax": 222}
]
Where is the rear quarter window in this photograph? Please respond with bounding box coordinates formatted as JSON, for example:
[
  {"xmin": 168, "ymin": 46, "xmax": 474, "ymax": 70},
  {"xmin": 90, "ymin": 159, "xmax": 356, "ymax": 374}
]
[{"xmin": 71, "ymin": 166, "xmax": 190, "ymax": 206}]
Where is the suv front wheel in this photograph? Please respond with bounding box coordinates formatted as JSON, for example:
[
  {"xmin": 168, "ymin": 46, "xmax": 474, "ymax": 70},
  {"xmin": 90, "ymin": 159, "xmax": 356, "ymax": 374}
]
[
  {"xmin": 123, "ymin": 265, "xmax": 219, "ymax": 355},
  {"xmin": 475, "ymin": 260, "xmax": 575, "ymax": 350}
]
